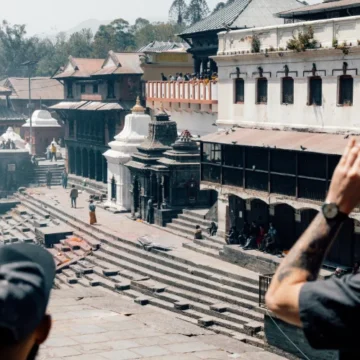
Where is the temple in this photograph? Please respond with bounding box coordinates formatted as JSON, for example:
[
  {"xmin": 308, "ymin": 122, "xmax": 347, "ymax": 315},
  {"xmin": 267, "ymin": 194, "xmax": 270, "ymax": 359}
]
[
  {"xmin": 21, "ymin": 110, "xmax": 62, "ymax": 156},
  {"xmin": 125, "ymin": 105, "xmax": 205, "ymax": 226},
  {"xmin": 104, "ymin": 98, "xmax": 150, "ymax": 211}
]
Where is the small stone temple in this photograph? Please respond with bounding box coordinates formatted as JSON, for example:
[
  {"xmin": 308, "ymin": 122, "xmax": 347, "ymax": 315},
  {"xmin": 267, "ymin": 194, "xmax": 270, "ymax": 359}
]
[
  {"xmin": 0, "ymin": 127, "xmax": 26, "ymax": 149},
  {"xmin": 21, "ymin": 110, "xmax": 62, "ymax": 156},
  {"xmin": 103, "ymin": 98, "xmax": 150, "ymax": 211},
  {"xmin": 126, "ymin": 107, "xmax": 203, "ymax": 226}
]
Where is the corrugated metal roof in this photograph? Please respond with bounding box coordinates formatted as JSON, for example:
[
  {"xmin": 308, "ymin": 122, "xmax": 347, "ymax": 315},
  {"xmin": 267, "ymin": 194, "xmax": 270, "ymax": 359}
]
[
  {"xmin": 0, "ymin": 105, "xmax": 27, "ymax": 122},
  {"xmin": 49, "ymin": 101, "xmax": 130, "ymax": 111},
  {"xmin": 181, "ymin": 0, "xmax": 305, "ymax": 35},
  {"xmin": 3, "ymin": 77, "xmax": 63, "ymax": 100},
  {"xmin": 201, "ymin": 128, "xmax": 356, "ymax": 155},
  {"xmin": 137, "ymin": 41, "xmax": 189, "ymax": 53},
  {"xmin": 49, "ymin": 101, "xmax": 88, "ymax": 110},
  {"xmin": 278, "ymin": 0, "xmax": 360, "ymax": 18}
]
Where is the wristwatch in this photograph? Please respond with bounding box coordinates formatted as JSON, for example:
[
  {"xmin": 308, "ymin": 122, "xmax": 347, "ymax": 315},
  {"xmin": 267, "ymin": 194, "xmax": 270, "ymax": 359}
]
[{"xmin": 322, "ymin": 203, "xmax": 348, "ymax": 222}]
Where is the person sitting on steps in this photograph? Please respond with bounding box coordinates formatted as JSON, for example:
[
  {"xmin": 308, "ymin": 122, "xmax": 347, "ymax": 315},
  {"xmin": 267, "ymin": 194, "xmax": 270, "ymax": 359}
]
[
  {"xmin": 226, "ymin": 226, "xmax": 239, "ymax": 245},
  {"xmin": 243, "ymin": 221, "xmax": 259, "ymax": 250},
  {"xmin": 194, "ymin": 225, "xmax": 203, "ymax": 240},
  {"xmin": 207, "ymin": 222, "xmax": 218, "ymax": 237}
]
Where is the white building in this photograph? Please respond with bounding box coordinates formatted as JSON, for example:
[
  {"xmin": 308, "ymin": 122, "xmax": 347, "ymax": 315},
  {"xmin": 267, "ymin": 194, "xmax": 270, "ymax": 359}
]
[
  {"xmin": 199, "ymin": 15, "xmax": 360, "ymax": 267},
  {"xmin": 103, "ymin": 98, "xmax": 150, "ymax": 211},
  {"xmin": 216, "ymin": 16, "xmax": 360, "ymax": 131}
]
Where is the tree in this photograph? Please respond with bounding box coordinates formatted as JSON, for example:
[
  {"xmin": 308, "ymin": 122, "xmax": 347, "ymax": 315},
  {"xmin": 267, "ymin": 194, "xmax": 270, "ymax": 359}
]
[
  {"xmin": 212, "ymin": 2, "xmax": 226, "ymax": 14},
  {"xmin": 67, "ymin": 29, "xmax": 93, "ymax": 58},
  {"xmin": 169, "ymin": 0, "xmax": 188, "ymax": 25},
  {"xmin": 185, "ymin": 0, "xmax": 210, "ymax": 25},
  {"xmin": 132, "ymin": 18, "xmax": 150, "ymax": 33},
  {"xmin": 93, "ymin": 18, "xmax": 135, "ymax": 57},
  {"xmin": 134, "ymin": 22, "xmax": 185, "ymax": 49}
]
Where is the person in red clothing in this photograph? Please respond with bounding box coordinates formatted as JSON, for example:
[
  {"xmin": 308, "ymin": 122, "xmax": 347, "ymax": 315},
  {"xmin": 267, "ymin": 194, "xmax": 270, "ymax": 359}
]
[{"xmin": 256, "ymin": 225, "xmax": 265, "ymax": 250}]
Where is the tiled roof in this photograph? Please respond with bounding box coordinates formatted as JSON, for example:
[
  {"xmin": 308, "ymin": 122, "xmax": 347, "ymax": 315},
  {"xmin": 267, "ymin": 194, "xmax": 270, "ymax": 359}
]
[
  {"xmin": 53, "ymin": 57, "xmax": 104, "ymax": 79},
  {"xmin": 0, "ymin": 105, "xmax": 27, "ymax": 122},
  {"xmin": 49, "ymin": 100, "xmax": 134, "ymax": 111},
  {"xmin": 277, "ymin": 0, "xmax": 360, "ymax": 18},
  {"xmin": 3, "ymin": 77, "xmax": 63, "ymax": 100},
  {"xmin": 138, "ymin": 41, "xmax": 189, "ymax": 53},
  {"xmin": 93, "ymin": 53, "xmax": 144, "ymax": 76},
  {"xmin": 0, "ymin": 86, "xmax": 11, "ymax": 95},
  {"xmin": 180, "ymin": 0, "xmax": 305, "ymax": 35}
]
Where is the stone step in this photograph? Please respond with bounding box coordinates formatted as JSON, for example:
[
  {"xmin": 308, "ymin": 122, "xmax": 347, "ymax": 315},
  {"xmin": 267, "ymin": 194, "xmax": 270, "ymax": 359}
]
[
  {"xmin": 177, "ymin": 213, "xmax": 213, "ymax": 228},
  {"xmin": 94, "ymin": 249, "xmax": 261, "ymax": 311},
  {"xmin": 193, "ymin": 239, "xmax": 223, "ymax": 251},
  {"xmin": 183, "ymin": 242, "xmax": 222, "ymax": 260},
  {"xmin": 19, "ymin": 195, "xmax": 259, "ymax": 290},
  {"xmin": 183, "ymin": 209, "xmax": 209, "ymax": 221}
]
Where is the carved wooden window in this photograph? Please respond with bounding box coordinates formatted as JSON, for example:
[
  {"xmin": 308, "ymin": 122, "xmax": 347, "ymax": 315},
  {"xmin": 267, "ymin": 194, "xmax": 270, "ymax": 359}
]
[
  {"xmin": 308, "ymin": 77, "xmax": 322, "ymax": 106},
  {"xmin": 282, "ymin": 77, "xmax": 294, "ymax": 104},
  {"xmin": 93, "ymin": 83, "xmax": 99, "ymax": 94},
  {"xmin": 80, "ymin": 84, "xmax": 86, "ymax": 94},
  {"xmin": 338, "ymin": 76, "xmax": 353, "ymax": 106},
  {"xmin": 66, "ymin": 81, "xmax": 73, "ymax": 98},
  {"xmin": 235, "ymin": 78, "xmax": 244, "ymax": 103},
  {"xmin": 256, "ymin": 78, "xmax": 268, "ymax": 104}
]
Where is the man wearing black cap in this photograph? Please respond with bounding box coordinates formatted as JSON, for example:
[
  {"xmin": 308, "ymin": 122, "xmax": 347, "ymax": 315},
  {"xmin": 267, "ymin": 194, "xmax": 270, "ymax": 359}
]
[{"xmin": 0, "ymin": 243, "xmax": 55, "ymax": 360}]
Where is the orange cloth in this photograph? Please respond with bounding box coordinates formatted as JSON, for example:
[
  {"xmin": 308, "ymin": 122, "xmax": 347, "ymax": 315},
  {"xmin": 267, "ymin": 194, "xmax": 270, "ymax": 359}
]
[{"xmin": 89, "ymin": 211, "xmax": 97, "ymax": 225}]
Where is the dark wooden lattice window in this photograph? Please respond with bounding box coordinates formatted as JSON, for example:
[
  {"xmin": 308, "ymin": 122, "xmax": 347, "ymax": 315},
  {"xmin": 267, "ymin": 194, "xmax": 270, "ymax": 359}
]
[
  {"xmin": 257, "ymin": 78, "xmax": 268, "ymax": 104},
  {"xmin": 111, "ymin": 176, "xmax": 116, "ymax": 201},
  {"xmin": 338, "ymin": 76, "xmax": 353, "ymax": 106},
  {"xmin": 282, "ymin": 77, "xmax": 294, "ymax": 104},
  {"xmin": 308, "ymin": 77, "xmax": 322, "ymax": 106},
  {"xmin": 93, "ymin": 84, "xmax": 99, "ymax": 94},
  {"xmin": 235, "ymin": 78, "xmax": 244, "ymax": 103},
  {"xmin": 80, "ymin": 84, "xmax": 86, "ymax": 94},
  {"xmin": 107, "ymin": 80, "xmax": 115, "ymax": 99},
  {"xmin": 67, "ymin": 81, "xmax": 73, "ymax": 98}
]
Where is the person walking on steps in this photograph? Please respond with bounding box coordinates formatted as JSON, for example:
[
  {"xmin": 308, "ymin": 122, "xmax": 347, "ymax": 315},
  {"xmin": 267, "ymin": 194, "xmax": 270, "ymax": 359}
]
[
  {"xmin": 50, "ymin": 142, "xmax": 57, "ymax": 162},
  {"xmin": 89, "ymin": 200, "xmax": 97, "ymax": 225},
  {"xmin": 70, "ymin": 185, "xmax": 78, "ymax": 208},
  {"xmin": 46, "ymin": 170, "xmax": 52, "ymax": 189}
]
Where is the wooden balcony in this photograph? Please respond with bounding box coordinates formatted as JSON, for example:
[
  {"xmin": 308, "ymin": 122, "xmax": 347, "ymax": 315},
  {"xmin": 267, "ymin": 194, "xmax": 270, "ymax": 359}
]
[{"xmin": 146, "ymin": 80, "xmax": 218, "ymax": 105}]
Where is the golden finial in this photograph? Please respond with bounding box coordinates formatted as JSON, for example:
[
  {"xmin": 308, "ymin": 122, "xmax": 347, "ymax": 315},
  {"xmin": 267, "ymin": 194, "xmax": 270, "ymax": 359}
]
[{"xmin": 131, "ymin": 96, "xmax": 145, "ymax": 113}]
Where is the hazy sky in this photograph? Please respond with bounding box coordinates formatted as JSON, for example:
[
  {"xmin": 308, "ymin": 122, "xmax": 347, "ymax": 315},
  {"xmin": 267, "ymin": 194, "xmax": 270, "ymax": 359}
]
[{"xmin": 3, "ymin": 0, "xmax": 322, "ymax": 36}]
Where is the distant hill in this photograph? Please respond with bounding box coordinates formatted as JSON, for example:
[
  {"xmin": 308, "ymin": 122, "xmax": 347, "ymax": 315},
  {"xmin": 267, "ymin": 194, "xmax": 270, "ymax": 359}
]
[{"xmin": 65, "ymin": 19, "xmax": 111, "ymax": 36}]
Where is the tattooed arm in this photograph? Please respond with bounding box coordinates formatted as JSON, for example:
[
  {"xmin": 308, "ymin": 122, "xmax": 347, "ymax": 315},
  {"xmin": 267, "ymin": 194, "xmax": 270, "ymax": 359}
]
[{"xmin": 266, "ymin": 139, "xmax": 360, "ymax": 327}]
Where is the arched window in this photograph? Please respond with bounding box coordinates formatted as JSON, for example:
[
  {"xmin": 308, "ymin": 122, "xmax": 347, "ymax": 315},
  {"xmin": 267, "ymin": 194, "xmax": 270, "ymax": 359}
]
[
  {"xmin": 338, "ymin": 75, "xmax": 353, "ymax": 106},
  {"xmin": 282, "ymin": 77, "xmax": 294, "ymax": 104},
  {"xmin": 308, "ymin": 77, "xmax": 322, "ymax": 106},
  {"xmin": 256, "ymin": 78, "xmax": 268, "ymax": 104},
  {"xmin": 234, "ymin": 78, "xmax": 244, "ymax": 103}
]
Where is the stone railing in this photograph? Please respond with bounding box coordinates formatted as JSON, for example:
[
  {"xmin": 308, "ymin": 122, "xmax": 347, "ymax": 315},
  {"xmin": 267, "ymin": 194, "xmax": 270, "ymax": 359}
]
[
  {"xmin": 146, "ymin": 80, "xmax": 218, "ymax": 104},
  {"xmin": 218, "ymin": 15, "xmax": 360, "ymax": 56}
]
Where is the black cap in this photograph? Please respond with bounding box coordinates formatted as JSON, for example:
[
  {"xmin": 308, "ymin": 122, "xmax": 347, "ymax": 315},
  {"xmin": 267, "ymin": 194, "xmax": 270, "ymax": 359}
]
[{"xmin": 0, "ymin": 243, "xmax": 55, "ymax": 342}]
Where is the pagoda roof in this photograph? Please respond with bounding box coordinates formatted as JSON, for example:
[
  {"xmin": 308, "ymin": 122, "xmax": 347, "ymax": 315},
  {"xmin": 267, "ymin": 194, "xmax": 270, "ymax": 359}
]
[{"xmin": 180, "ymin": 0, "xmax": 305, "ymax": 36}]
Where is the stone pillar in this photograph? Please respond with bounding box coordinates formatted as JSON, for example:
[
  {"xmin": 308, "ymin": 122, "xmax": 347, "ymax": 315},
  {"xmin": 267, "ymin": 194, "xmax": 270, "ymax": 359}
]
[
  {"xmin": 157, "ymin": 175, "xmax": 162, "ymax": 209},
  {"xmin": 217, "ymin": 193, "xmax": 228, "ymax": 239}
]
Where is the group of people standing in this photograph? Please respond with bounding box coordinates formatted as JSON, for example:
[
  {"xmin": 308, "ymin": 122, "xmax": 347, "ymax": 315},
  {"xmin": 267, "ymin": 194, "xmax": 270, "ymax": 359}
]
[
  {"xmin": 161, "ymin": 71, "xmax": 218, "ymax": 83},
  {"xmin": 0, "ymin": 139, "xmax": 16, "ymax": 149},
  {"xmin": 226, "ymin": 221, "xmax": 279, "ymax": 254}
]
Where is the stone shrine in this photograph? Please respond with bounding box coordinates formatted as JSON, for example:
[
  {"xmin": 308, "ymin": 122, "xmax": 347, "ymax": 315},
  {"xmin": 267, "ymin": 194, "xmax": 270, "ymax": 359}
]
[
  {"xmin": 0, "ymin": 127, "xmax": 26, "ymax": 149},
  {"xmin": 126, "ymin": 106, "xmax": 203, "ymax": 226},
  {"xmin": 103, "ymin": 98, "xmax": 150, "ymax": 211},
  {"xmin": 22, "ymin": 110, "xmax": 61, "ymax": 156}
]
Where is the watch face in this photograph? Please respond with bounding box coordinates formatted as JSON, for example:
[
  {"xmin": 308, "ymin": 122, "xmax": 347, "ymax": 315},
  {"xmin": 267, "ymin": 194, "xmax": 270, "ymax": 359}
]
[{"xmin": 322, "ymin": 203, "xmax": 339, "ymax": 220}]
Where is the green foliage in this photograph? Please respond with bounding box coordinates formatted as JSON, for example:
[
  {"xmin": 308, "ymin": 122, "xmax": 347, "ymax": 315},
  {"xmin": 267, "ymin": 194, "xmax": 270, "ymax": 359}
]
[
  {"xmin": 169, "ymin": 0, "xmax": 188, "ymax": 24},
  {"xmin": 134, "ymin": 22, "xmax": 185, "ymax": 49},
  {"xmin": 333, "ymin": 38, "xmax": 338, "ymax": 48},
  {"xmin": 251, "ymin": 35, "xmax": 261, "ymax": 53},
  {"xmin": 92, "ymin": 19, "xmax": 135, "ymax": 58},
  {"xmin": 286, "ymin": 26, "xmax": 317, "ymax": 52},
  {"xmin": 185, "ymin": 0, "xmax": 210, "ymax": 25}
]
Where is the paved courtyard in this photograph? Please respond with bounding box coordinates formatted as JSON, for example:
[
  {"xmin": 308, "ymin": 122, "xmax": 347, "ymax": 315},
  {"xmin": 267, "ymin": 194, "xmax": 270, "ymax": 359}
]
[{"xmin": 40, "ymin": 287, "xmax": 289, "ymax": 360}]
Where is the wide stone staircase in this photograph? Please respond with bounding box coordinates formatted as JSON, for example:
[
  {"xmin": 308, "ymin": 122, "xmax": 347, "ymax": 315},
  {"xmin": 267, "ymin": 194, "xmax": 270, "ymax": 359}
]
[
  {"xmin": 0, "ymin": 193, "xmax": 296, "ymax": 359},
  {"xmin": 165, "ymin": 208, "xmax": 226, "ymax": 260},
  {"xmin": 30, "ymin": 162, "xmax": 65, "ymax": 187}
]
